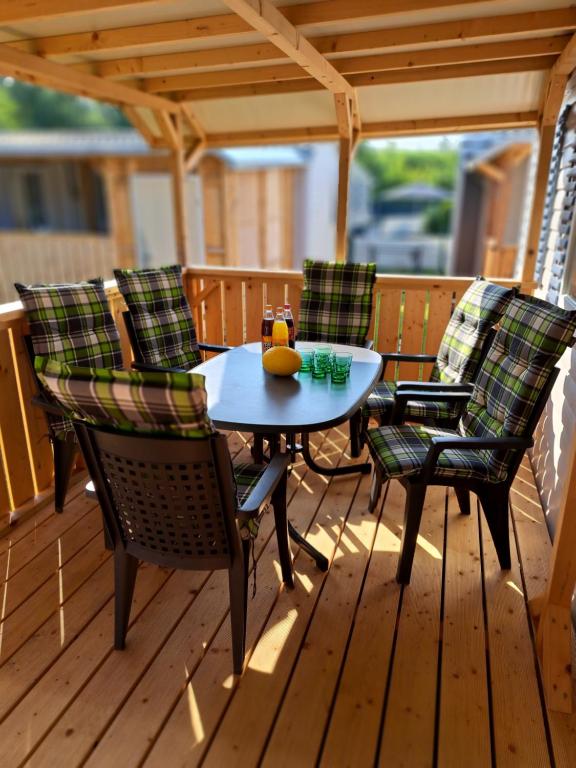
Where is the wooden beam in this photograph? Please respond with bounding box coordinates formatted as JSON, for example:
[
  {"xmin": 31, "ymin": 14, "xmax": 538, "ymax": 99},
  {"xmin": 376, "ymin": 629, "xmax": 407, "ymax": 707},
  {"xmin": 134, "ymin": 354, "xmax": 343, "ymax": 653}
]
[
  {"xmin": 153, "ymin": 110, "xmax": 180, "ymax": 150},
  {"xmin": 185, "ymin": 140, "xmax": 206, "ymax": 172},
  {"xmin": 170, "ymin": 113, "xmax": 190, "ymax": 267},
  {"xmin": 220, "ymin": 0, "xmax": 353, "ymax": 97},
  {"xmin": 144, "ymin": 38, "xmax": 565, "ymax": 94},
  {"xmin": 0, "ymin": 40, "xmax": 179, "ymax": 113},
  {"xmin": 92, "ymin": 9, "xmax": 576, "ymax": 79},
  {"xmin": 335, "ymin": 137, "xmax": 352, "ymax": 262},
  {"xmin": 180, "ymin": 103, "xmax": 206, "ymax": 142},
  {"xmin": 0, "ymin": 0, "xmax": 158, "ymax": 24},
  {"xmin": 551, "ymin": 30, "xmax": 576, "ymax": 76},
  {"xmin": 12, "ymin": 0, "xmax": 487, "ymax": 57},
  {"xmin": 474, "ymin": 162, "xmax": 506, "ymax": 184},
  {"xmin": 122, "ymin": 106, "xmax": 160, "ymax": 148},
  {"xmin": 205, "ymin": 111, "xmax": 539, "ymax": 147},
  {"xmin": 173, "ymin": 56, "xmax": 555, "ymax": 101},
  {"xmin": 334, "ymin": 93, "xmax": 352, "ymax": 141},
  {"xmin": 522, "ymin": 72, "xmax": 567, "ymax": 283}
]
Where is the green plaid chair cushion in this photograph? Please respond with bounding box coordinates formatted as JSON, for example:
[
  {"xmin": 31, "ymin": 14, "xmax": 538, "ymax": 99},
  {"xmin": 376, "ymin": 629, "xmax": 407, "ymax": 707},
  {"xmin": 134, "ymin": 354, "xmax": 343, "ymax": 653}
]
[
  {"xmin": 114, "ymin": 265, "xmax": 201, "ymax": 370},
  {"xmin": 35, "ymin": 357, "xmax": 213, "ymax": 439},
  {"xmin": 367, "ymin": 424, "xmax": 492, "ymax": 482},
  {"xmin": 431, "ymin": 278, "xmax": 515, "ymax": 384},
  {"xmin": 461, "ymin": 294, "xmax": 576, "ymax": 480},
  {"xmin": 297, "ymin": 260, "xmax": 376, "ymax": 346},
  {"xmin": 362, "ymin": 381, "xmax": 461, "ymax": 422},
  {"xmin": 15, "ymin": 278, "xmax": 123, "ymax": 437}
]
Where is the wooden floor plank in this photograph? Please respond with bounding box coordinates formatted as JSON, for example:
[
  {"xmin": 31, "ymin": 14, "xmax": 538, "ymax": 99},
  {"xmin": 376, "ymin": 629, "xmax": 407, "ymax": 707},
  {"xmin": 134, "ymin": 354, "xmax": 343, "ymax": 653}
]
[
  {"xmin": 25, "ymin": 569, "xmax": 211, "ymax": 768},
  {"xmin": 319, "ymin": 481, "xmax": 403, "ymax": 768},
  {"xmin": 511, "ymin": 459, "xmax": 576, "ymax": 768},
  {"xmin": 0, "ymin": 562, "xmax": 171, "ymax": 766},
  {"xmin": 437, "ymin": 490, "xmax": 491, "ymax": 768},
  {"xmin": 378, "ymin": 484, "xmax": 447, "ymax": 767},
  {"xmin": 206, "ymin": 461, "xmax": 365, "ymax": 768},
  {"xmin": 260, "ymin": 473, "xmax": 375, "ymax": 767},
  {"xmin": 89, "ymin": 431, "xmax": 341, "ymax": 768},
  {"xmin": 481, "ymin": 493, "xmax": 551, "ymax": 767}
]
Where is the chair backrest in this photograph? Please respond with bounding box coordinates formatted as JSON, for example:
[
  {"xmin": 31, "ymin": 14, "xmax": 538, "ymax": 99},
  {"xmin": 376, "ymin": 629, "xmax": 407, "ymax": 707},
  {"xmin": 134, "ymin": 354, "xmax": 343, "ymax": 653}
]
[
  {"xmin": 35, "ymin": 357, "xmax": 242, "ymax": 569},
  {"xmin": 114, "ymin": 265, "xmax": 201, "ymax": 370},
  {"xmin": 461, "ymin": 294, "xmax": 576, "ymax": 480},
  {"xmin": 297, "ymin": 260, "xmax": 377, "ymax": 346},
  {"xmin": 431, "ymin": 277, "xmax": 516, "ymax": 385},
  {"xmin": 15, "ymin": 278, "xmax": 123, "ymax": 437}
]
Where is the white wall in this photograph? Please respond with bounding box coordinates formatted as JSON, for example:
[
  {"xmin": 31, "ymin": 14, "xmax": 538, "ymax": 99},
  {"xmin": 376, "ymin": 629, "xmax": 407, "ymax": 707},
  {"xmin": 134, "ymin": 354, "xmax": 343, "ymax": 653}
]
[{"xmin": 130, "ymin": 173, "xmax": 205, "ymax": 267}]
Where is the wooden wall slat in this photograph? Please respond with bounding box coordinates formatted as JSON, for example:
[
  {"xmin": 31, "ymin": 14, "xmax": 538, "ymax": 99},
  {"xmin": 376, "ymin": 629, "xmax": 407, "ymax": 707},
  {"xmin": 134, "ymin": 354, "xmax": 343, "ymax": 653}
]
[
  {"xmin": 0, "ymin": 329, "xmax": 35, "ymax": 508},
  {"xmin": 203, "ymin": 279, "xmax": 224, "ymax": 348},
  {"xmin": 374, "ymin": 288, "xmax": 403, "ymax": 379},
  {"xmin": 423, "ymin": 289, "xmax": 453, "ymax": 380},
  {"xmin": 398, "ymin": 289, "xmax": 427, "ymax": 380},
  {"xmin": 223, "ymin": 278, "xmax": 244, "ymax": 346},
  {"xmin": 244, "ymin": 278, "xmax": 265, "ymax": 342}
]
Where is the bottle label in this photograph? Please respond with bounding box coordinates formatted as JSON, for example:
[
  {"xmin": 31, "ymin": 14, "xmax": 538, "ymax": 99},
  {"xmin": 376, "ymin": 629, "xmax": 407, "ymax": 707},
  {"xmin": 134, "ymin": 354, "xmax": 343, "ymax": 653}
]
[{"xmin": 262, "ymin": 337, "xmax": 272, "ymax": 353}]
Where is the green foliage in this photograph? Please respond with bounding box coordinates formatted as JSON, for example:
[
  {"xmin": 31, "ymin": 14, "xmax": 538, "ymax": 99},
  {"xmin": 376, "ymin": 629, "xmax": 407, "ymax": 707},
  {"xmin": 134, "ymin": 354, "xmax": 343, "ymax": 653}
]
[
  {"xmin": 0, "ymin": 79, "xmax": 129, "ymax": 129},
  {"xmin": 355, "ymin": 142, "xmax": 458, "ymax": 198},
  {"xmin": 423, "ymin": 199, "xmax": 453, "ymax": 235}
]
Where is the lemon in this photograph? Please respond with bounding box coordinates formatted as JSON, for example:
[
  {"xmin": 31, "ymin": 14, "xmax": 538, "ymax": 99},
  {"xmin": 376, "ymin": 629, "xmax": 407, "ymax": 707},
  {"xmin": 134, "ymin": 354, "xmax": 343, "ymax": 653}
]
[{"xmin": 262, "ymin": 346, "xmax": 302, "ymax": 376}]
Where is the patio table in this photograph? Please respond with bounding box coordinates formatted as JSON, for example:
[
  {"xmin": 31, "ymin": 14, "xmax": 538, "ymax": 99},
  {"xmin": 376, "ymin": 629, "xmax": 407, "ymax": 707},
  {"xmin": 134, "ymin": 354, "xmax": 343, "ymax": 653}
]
[{"xmin": 194, "ymin": 341, "xmax": 383, "ymax": 570}]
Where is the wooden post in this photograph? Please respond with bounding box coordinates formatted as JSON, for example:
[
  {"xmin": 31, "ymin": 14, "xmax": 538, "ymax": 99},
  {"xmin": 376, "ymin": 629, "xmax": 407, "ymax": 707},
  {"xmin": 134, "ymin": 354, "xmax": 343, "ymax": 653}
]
[
  {"xmin": 530, "ymin": 434, "xmax": 576, "ymax": 713},
  {"xmin": 335, "ymin": 136, "xmax": 352, "ymax": 263},
  {"xmin": 170, "ymin": 112, "xmax": 190, "ymax": 266},
  {"xmin": 522, "ymin": 72, "xmax": 567, "ymax": 283},
  {"xmin": 101, "ymin": 158, "xmax": 136, "ymax": 269}
]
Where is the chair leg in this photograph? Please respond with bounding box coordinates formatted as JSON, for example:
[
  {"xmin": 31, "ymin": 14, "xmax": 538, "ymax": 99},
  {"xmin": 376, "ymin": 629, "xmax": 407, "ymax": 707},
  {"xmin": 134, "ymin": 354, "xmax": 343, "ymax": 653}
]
[
  {"xmin": 454, "ymin": 487, "xmax": 471, "ymax": 516},
  {"xmin": 53, "ymin": 435, "xmax": 77, "ymax": 513},
  {"xmin": 251, "ymin": 434, "xmax": 264, "ymax": 463},
  {"xmin": 397, "ymin": 483, "xmax": 427, "ymax": 585},
  {"xmin": 114, "ymin": 549, "xmax": 139, "ymax": 650},
  {"xmin": 272, "ymin": 471, "xmax": 294, "ymax": 589},
  {"xmin": 229, "ymin": 539, "xmax": 249, "ymax": 675},
  {"xmin": 479, "ymin": 486, "xmax": 511, "ymax": 570},
  {"xmin": 368, "ymin": 465, "xmax": 383, "ymax": 514},
  {"xmin": 349, "ymin": 409, "xmax": 362, "ymax": 458}
]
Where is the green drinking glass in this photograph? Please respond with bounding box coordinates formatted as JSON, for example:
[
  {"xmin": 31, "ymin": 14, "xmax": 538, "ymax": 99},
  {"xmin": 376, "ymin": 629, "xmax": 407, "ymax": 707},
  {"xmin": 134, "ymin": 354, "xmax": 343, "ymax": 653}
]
[
  {"xmin": 331, "ymin": 352, "xmax": 353, "ymax": 383},
  {"xmin": 299, "ymin": 346, "xmax": 314, "ymax": 372},
  {"xmin": 312, "ymin": 345, "xmax": 332, "ymax": 378}
]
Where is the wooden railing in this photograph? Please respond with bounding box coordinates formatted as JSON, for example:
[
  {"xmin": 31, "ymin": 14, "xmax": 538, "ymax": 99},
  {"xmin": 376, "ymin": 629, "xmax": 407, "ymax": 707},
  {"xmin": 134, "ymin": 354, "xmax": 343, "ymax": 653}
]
[
  {"xmin": 184, "ymin": 266, "xmax": 528, "ymax": 381},
  {"xmin": 0, "ymin": 267, "xmax": 529, "ymax": 529},
  {"xmin": 0, "ymin": 231, "xmax": 117, "ymax": 304}
]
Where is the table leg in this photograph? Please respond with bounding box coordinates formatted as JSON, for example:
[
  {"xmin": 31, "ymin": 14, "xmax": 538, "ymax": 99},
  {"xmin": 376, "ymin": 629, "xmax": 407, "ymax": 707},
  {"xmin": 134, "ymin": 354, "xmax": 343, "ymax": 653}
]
[
  {"xmin": 301, "ymin": 432, "xmax": 371, "ymax": 477},
  {"xmin": 288, "ymin": 522, "xmax": 329, "ymax": 572}
]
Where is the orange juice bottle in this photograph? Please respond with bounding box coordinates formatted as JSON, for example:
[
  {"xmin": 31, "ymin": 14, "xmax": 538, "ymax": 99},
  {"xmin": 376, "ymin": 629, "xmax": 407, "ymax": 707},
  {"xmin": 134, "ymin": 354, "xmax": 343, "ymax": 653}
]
[{"xmin": 272, "ymin": 307, "xmax": 289, "ymax": 347}]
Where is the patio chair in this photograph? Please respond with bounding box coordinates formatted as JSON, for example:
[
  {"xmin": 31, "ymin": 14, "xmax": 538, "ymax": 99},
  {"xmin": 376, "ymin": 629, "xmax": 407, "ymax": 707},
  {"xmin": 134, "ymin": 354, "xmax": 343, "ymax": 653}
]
[
  {"xmin": 15, "ymin": 278, "xmax": 123, "ymax": 512},
  {"xmin": 357, "ymin": 278, "xmax": 516, "ymax": 449},
  {"xmin": 295, "ymin": 259, "xmax": 377, "ymax": 457},
  {"xmin": 35, "ymin": 357, "xmax": 292, "ymax": 676},
  {"xmin": 113, "ymin": 264, "xmax": 230, "ymax": 373},
  {"xmin": 366, "ymin": 294, "xmax": 576, "ymax": 585}
]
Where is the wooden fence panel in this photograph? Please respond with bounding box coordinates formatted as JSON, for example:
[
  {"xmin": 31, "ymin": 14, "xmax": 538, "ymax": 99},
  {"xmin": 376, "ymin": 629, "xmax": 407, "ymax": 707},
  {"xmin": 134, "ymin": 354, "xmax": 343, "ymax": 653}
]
[
  {"xmin": 423, "ymin": 289, "xmax": 454, "ymax": 380},
  {"xmin": 245, "ymin": 278, "xmax": 266, "ymax": 343},
  {"xmin": 223, "ymin": 278, "xmax": 244, "ymax": 346},
  {"xmin": 374, "ymin": 288, "xmax": 402, "ymax": 380},
  {"xmin": 398, "ymin": 289, "xmax": 428, "ymax": 381},
  {"xmin": 203, "ymin": 279, "xmax": 225, "ymax": 349}
]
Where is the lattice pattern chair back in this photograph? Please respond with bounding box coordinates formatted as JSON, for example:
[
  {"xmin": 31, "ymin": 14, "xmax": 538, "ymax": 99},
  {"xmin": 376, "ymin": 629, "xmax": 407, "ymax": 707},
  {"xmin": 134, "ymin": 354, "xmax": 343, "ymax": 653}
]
[
  {"xmin": 430, "ymin": 278, "xmax": 515, "ymax": 385},
  {"xmin": 114, "ymin": 265, "xmax": 202, "ymax": 370},
  {"xmin": 297, "ymin": 260, "xmax": 376, "ymax": 346},
  {"xmin": 460, "ymin": 294, "xmax": 576, "ymax": 480}
]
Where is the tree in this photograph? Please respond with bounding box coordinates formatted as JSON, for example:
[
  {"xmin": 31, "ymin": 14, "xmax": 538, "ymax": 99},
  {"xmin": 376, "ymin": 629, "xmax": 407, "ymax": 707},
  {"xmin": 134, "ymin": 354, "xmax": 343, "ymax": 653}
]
[
  {"xmin": 423, "ymin": 199, "xmax": 453, "ymax": 235},
  {"xmin": 0, "ymin": 78, "xmax": 129, "ymax": 129}
]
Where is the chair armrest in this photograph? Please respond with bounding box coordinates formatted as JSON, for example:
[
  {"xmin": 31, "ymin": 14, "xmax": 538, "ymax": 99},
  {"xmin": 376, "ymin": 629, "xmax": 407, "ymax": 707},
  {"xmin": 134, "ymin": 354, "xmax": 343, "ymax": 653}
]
[
  {"xmin": 422, "ymin": 435, "xmax": 533, "ymax": 481},
  {"xmin": 239, "ymin": 452, "xmax": 290, "ymax": 516},
  {"xmin": 199, "ymin": 342, "xmax": 233, "ymax": 354},
  {"xmin": 381, "ymin": 352, "xmax": 437, "ymax": 378},
  {"xmin": 391, "ymin": 389, "xmax": 471, "ymax": 425},
  {"xmin": 131, "ymin": 362, "xmax": 189, "ymax": 374},
  {"xmin": 396, "ymin": 381, "xmax": 474, "ymax": 392},
  {"xmin": 363, "ymin": 339, "xmax": 374, "ymax": 350}
]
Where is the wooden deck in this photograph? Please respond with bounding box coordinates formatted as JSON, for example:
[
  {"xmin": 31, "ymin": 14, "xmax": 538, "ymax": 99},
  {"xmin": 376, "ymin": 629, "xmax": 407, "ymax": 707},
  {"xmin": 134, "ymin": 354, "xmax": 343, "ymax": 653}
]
[{"xmin": 0, "ymin": 426, "xmax": 575, "ymax": 768}]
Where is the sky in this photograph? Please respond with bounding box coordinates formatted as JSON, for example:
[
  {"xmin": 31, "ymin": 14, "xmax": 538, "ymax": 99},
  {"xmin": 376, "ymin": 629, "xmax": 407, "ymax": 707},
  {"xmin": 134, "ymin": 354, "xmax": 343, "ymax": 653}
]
[{"xmin": 367, "ymin": 134, "xmax": 463, "ymax": 151}]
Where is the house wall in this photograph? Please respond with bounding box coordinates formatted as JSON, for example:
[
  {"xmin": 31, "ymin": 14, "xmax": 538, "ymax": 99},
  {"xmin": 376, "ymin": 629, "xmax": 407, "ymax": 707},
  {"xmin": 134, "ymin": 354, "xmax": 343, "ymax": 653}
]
[{"xmin": 532, "ymin": 79, "xmax": 576, "ymax": 537}]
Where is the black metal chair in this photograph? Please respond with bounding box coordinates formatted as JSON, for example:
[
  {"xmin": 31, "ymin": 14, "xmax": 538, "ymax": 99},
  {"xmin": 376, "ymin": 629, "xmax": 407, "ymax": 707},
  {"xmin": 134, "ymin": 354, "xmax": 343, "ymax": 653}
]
[
  {"xmin": 366, "ymin": 294, "xmax": 576, "ymax": 585},
  {"xmin": 35, "ymin": 357, "xmax": 292, "ymax": 676}
]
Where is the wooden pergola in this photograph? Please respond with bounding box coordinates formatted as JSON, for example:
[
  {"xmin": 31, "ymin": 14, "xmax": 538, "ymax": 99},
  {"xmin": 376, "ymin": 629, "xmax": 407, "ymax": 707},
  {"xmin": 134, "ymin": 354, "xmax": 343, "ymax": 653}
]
[
  {"xmin": 0, "ymin": 0, "xmax": 574, "ymax": 270},
  {"xmin": 1, "ymin": 0, "xmax": 576, "ymax": 723}
]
